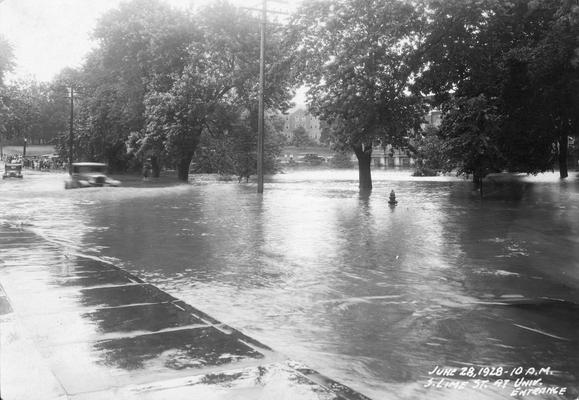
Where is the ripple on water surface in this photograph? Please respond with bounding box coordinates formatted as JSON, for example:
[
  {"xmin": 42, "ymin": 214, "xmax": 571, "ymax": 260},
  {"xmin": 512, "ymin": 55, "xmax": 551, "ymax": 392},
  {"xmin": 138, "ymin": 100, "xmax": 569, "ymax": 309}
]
[{"xmin": 2, "ymin": 168, "xmax": 579, "ymax": 399}]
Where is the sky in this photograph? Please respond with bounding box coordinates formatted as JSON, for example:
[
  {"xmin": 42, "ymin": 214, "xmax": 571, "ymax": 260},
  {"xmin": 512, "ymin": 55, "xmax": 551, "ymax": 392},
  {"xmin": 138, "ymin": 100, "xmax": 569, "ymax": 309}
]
[{"xmin": 0, "ymin": 0, "xmax": 289, "ymax": 82}]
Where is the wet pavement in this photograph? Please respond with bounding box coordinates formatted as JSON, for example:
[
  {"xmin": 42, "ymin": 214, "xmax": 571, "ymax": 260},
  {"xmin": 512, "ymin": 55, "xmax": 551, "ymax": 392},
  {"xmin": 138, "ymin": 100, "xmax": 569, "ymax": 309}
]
[{"xmin": 0, "ymin": 223, "xmax": 371, "ymax": 400}]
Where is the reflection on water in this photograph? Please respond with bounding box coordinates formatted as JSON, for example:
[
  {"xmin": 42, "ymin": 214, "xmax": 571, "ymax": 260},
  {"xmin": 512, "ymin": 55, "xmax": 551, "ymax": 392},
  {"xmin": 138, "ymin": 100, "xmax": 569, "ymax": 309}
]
[{"xmin": 1, "ymin": 168, "xmax": 578, "ymax": 399}]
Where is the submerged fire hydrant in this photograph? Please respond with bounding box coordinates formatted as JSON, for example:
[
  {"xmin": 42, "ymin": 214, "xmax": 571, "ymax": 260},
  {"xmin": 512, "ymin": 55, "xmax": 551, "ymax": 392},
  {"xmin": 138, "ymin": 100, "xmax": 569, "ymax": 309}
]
[{"xmin": 388, "ymin": 190, "xmax": 398, "ymax": 205}]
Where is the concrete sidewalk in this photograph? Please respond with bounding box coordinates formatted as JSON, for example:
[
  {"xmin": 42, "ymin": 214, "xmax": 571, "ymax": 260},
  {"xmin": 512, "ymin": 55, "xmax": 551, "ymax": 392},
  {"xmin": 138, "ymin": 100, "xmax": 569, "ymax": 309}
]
[{"xmin": 0, "ymin": 223, "xmax": 372, "ymax": 400}]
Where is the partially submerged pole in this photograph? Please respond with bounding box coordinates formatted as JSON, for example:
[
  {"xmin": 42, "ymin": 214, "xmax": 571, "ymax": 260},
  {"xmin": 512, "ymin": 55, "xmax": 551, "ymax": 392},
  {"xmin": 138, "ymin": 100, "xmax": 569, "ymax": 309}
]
[
  {"xmin": 68, "ymin": 86, "xmax": 74, "ymax": 175},
  {"xmin": 257, "ymin": 0, "xmax": 266, "ymax": 194}
]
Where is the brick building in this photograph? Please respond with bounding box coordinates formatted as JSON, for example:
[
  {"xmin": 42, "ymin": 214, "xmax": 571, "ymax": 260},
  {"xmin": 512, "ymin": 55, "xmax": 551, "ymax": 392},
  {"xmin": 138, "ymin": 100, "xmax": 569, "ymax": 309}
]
[{"xmin": 281, "ymin": 109, "xmax": 322, "ymax": 142}]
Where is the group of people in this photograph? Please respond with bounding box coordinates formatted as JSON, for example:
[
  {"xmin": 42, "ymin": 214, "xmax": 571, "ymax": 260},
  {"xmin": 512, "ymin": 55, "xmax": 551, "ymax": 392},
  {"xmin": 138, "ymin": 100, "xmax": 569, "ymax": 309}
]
[
  {"xmin": 2, "ymin": 154, "xmax": 23, "ymax": 164},
  {"xmin": 23, "ymin": 157, "xmax": 63, "ymax": 171},
  {"xmin": 1, "ymin": 154, "xmax": 65, "ymax": 171}
]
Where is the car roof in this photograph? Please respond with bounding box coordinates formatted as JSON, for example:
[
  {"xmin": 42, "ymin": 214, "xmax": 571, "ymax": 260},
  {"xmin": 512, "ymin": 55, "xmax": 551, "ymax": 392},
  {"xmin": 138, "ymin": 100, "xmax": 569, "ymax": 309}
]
[
  {"xmin": 5, "ymin": 163, "xmax": 22, "ymax": 167},
  {"xmin": 72, "ymin": 162, "xmax": 107, "ymax": 167}
]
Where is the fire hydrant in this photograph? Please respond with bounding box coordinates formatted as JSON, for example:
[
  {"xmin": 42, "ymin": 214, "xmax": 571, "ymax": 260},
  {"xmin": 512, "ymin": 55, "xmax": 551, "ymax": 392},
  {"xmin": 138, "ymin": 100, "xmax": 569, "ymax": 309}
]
[{"xmin": 388, "ymin": 190, "xmax": 398, "ymax": 205}]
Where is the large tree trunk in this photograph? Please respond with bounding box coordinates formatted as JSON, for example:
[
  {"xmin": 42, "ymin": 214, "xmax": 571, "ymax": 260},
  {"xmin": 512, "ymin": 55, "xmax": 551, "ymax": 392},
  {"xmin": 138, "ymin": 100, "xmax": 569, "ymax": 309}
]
[
  {"xmin": 353, "ymin": 144, "xmax": 373, "ymax": 190},
  {"xmin": 176, "ymin": 132, "xmax": 201, "ymax": 182},
  {"xmin": 558, "ymin": 132, "xmax": 568, "ymax": 179},
  {"xmin": 177, "ymin": 153, "xmax": 194, "ymax": 182}
]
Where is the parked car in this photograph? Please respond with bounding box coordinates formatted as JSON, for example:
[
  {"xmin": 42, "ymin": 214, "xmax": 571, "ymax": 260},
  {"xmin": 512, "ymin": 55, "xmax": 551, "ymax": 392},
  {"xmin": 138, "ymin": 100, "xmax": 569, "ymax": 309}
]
[
  {"xmin": 65, "ymin": 162, "xmax": 120, "ymax": 189},
  {"xmin": 301, "ymin": 153, "xmax": 325, "ymax": 165},
  {"xmin": 2, "ymin": 163, "xmax": 23, "ymax": 179}
]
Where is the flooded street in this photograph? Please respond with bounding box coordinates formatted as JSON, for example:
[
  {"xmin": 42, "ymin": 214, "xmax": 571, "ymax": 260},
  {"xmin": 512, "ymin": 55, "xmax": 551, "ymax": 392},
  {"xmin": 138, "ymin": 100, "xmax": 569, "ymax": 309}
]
[{"xmin": 1, "ymin": 167, "xmax": 579, "ymax": 399}]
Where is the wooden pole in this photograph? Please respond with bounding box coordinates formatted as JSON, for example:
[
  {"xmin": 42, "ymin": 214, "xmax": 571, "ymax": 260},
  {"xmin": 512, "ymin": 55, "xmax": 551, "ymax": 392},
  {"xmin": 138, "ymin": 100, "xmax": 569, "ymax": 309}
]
[
  {"xmin": 68, "ymin": 87, "xmax": 74, "ymax": 174},
  {"xmin": 257, "ymin": 0, "xmax": 266, "ymax": 193}
]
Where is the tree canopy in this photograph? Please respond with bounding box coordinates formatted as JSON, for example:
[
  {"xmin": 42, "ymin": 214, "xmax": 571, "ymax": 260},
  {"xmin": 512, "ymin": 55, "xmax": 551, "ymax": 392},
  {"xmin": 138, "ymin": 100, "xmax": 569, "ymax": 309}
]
[
  {"xmin": 0, "ymin": 35, "xmax": 15, "ymax": 147},
  {"xmin": 191, "ymin": 111, "xmax": 285, "ymax": 182},
  {"xmin": 414, "ymin": 0, "xmax": 579, "ymax": 179},
  {"xmin": 135, "ymin": 1, "xmax": 294, "ymax": 181},
  {"xmin": 3, "ymin": 0, "xmax": 578, "ymax": 188},
  {"xmin": 65, "ymin": 0, "xmax": 197, "ymax": 171},
  {"xmin": 289, "ymin": 0, "xmax": 427, "ymax": 188},
  {"xmin": 0, "ymin": 35, "xmax": 14, "ymax": 84},
  {"xmin": 45, "ymin": 0, "xmax": 294, "ymax": 179}
]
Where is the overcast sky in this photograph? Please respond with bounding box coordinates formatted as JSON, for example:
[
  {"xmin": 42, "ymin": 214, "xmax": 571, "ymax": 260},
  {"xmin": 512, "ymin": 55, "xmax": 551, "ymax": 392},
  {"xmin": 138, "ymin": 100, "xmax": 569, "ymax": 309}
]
[{"xmin": 0, "ymin": 0, "xmax": 277, "ymax": 82}]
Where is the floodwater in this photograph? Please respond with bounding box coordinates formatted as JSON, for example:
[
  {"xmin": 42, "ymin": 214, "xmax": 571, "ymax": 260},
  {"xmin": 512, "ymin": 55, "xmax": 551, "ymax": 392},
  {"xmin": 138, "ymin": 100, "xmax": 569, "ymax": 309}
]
[{"xmin": 1, "ymin": 167, "xmax": 579, "ymax": 400}]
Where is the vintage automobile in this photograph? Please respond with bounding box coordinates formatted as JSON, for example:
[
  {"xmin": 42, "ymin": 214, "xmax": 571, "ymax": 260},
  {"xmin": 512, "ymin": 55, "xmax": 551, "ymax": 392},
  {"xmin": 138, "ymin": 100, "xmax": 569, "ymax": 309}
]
[
  {"xmin": 2, "ymin": 163, "xmax": 23, "ymax": 179},
  {"xmin": 65, "ymin": 162, "xmax": 120, "ymax": 189},
  {"xmin": 301, "ymin": 153, "xmax": 325, "ymax": 165}
]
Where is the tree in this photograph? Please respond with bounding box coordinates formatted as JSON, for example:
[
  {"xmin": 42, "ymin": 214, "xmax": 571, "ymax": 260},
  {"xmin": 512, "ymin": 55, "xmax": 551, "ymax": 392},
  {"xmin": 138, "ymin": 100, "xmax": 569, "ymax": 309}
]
[
  {"xmin": 289, "ymin": 0, "xmax": 427, "ymax": 189},
  {"xmin": 438, "ymin": 95, "xmax": 505, "ymax": 186},
  {"xmin": 4, "ymin": 79, "xmax": 69, "ymax": 146},
  {"xmin": 227, "ymin": 112, "xmax": 285, "ymax": 182},
  {"xmin": 140, "ymin": 1, "xmax": 294, "ymax": 181},
  {"xmin": 0, "ymin": 35, "xmax": 14, "ymax": 84},
  {"xmin": 0, "ymin": 80, "xmax": 46, "ymax": 145},
  {"xmin": 290, "ymin": 126, "xmax": 315, "ymax": 147},
  {"xmin": 524, "ymin": 0, "xmax": 579, "ymax": 178},
  {"xmin": 414, "ymin": 0, "xmax": 579, "ymax": 179},
  {"xmin": 36, "ymin": 81, "xmax": 69, "ymax": 145},
  {"xmin": 65, "ymin": 0, "xmax": 197, "ymax": 172},
  {"xmin": 412, "ymin": 125, "xmax": 446, "ymax": 176},
  {"xmin": 52, "ymin": 68, "xmax": 99, "ymax": 168},
  {"xmin": 191, "ymin": 109, "xmax": 284, "ymax": 182},
  {"xmin": 2, "ymin": 73, "xmax": 70, "ymax": 159},
  {"xmin": 0, "ymin": 37, "xmax": 15, "ymax": 154}
]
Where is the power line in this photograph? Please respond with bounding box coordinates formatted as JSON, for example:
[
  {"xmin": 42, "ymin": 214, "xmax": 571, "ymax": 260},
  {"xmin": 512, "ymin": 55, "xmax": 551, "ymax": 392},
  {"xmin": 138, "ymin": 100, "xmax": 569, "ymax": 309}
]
[{"xmin": 243, "ymin": 7, "xmax": 288, "ymax": 15}]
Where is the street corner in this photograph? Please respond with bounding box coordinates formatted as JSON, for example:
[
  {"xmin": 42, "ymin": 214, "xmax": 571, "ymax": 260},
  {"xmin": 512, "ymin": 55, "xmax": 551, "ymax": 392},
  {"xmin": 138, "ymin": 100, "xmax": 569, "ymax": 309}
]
[
  {"xmin": 0, "ymin": 282, "xmax": 12, "ymax": 315},
  {"xmin": 0, "ymin": 313, "xmax": 67, "ymax": 400},
  {"xmin": 66, "ymin": 361, "xmax": 362, "ymax": 400}
]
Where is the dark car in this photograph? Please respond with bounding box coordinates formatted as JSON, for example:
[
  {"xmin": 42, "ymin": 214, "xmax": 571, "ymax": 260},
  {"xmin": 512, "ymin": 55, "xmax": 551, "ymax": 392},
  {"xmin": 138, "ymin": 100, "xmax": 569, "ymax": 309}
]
[
  {"xmin": 302, "ymin": 153, "xmax": 325, "ymax": 165},
  {"xmin": 65, "ymin": 162, "xmax": 120, "ymax": 189},
  {"xmin": 2, "ymin": 163, "xmax": 23, "ymax": 179}
]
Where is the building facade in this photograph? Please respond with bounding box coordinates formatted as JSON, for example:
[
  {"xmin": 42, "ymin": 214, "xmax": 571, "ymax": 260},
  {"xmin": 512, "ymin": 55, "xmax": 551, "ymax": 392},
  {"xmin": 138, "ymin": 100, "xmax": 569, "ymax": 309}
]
[
  {"xmin": 281, "ymin": 109, "xmax": 322, "ymax": 142},
  {"xmin": 371, "ymin": 109, "xmax": 442, "ymax": 167}
]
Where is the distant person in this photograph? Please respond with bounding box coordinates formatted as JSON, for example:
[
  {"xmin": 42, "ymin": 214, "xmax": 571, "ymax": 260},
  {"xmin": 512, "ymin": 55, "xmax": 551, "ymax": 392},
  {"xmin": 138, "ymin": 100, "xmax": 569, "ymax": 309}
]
[{"xmin": 143, "ymin": 162, "xmax": 151, "ymax": 180}]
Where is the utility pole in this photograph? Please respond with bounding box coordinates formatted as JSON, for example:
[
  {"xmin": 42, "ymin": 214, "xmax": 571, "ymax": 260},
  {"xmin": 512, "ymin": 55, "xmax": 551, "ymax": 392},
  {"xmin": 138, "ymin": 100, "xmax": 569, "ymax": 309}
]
[
  {"xmin": 68, "ymin": 86, "xmax": 74, "ymax": 174},
  {"xmin": 242, "ymin": 1, "xmax": 288, "ymax": 193},
  {"xmin": 0, "ymin": 0, "xmax": 4, "ymax": 160},
  {"xmin": 257, "ymin": 0, "xmax": 266, "ymax": 194}
]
